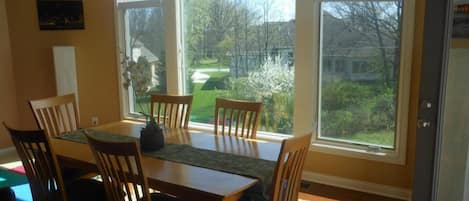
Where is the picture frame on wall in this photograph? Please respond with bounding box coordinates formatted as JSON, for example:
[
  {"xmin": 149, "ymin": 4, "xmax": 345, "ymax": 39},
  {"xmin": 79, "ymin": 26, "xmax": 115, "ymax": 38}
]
[
  {"xmin": 453, "ymin": 1, "xmax": 469, "ymax": 38},
  {"xmin": 37, "ymin": 0, "xmax": 85, "ymax": 30}
]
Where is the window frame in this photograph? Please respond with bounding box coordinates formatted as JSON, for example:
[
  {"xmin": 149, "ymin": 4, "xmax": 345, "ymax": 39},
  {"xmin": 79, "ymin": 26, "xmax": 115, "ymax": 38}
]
[
  {"xmin": 308, "ymin": 0, "xmax": 415, "ymax": 165},
  {"xmin": 114, "ymin": 0, "xmax": 414, "ymax": 164}
]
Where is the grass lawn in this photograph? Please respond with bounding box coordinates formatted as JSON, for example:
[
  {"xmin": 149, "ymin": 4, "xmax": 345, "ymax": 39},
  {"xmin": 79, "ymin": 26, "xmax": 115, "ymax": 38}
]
[
  {"xmin": 192, "ymin": 58, "xmax": 229, "ymax": 69},
  {"xmin": 190, "ymin": 83, "xmax": 227, "ymax": 123},
  {"xmin": 329, "ymin": 130, "xmax": 395, "ymax": 147}
]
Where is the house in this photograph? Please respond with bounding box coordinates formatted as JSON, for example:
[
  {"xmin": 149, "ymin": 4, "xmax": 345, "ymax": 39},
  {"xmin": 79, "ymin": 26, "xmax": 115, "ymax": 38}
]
[{"xmin": 0, "ymin": 0, "xmax": 466, "ymax": 200}]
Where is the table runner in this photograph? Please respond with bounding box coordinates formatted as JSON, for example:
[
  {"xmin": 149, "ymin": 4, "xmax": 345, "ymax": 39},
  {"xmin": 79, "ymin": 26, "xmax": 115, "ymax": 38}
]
[{"xmin": 56, "ymin": 129, "xmax": 276, "ymax": 201}]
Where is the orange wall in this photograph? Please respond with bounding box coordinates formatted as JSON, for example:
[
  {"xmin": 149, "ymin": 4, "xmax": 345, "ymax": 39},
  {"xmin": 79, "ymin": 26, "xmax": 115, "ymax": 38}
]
[
  {"xmin": 304, "ymin": 0, "xmax": 425, "ymax": 189},
  {"xmin": 5, "ymin": 0, "xmax": 121, "ymax": 131},
  {"xmin": 4, "ymin": 0, "xmax": 425, "ymax": 189},
  {"xmin": 0, "ymin": 0, "xmax": 17, "ymax": 148}
]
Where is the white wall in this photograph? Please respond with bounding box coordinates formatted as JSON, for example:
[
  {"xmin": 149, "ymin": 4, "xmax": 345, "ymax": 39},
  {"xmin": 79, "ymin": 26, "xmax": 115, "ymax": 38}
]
[
  {"xmin": 0, "ymin": 0, "xmax": 18, "ymax": 148},
  {"xmin": 437, "ymin": 48, "xmax": 469, "ymax": 201}
]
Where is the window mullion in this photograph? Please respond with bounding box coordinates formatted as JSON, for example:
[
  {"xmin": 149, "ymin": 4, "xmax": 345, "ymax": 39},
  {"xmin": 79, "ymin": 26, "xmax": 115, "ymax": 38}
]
[
  {"xmin": 164, "ymin": 0, "xmax": 182, "ymax": 95},
  {"xmin": 293, "ymin": 0, "xmax": 320, "ymax": 136}
]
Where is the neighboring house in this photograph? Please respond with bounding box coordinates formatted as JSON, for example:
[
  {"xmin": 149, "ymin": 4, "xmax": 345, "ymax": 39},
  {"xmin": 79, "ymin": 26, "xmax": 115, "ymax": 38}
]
[
  {"xmin": 229, "ymin": 11, "xmax": 396, "ymax": 83},
  {"xmin": 131, "ymin": 40, "xmax": 160, "ymax": 87}
]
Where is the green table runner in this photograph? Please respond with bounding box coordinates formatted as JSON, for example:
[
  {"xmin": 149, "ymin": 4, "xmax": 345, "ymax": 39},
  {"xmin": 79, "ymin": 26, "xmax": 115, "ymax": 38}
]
[{"xmin": 56, "ymin": 130, "xmax": 276, "ymax": 201}]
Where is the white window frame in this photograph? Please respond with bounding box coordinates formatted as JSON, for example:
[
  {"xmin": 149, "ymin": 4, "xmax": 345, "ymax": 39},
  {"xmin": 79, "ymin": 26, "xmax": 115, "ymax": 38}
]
[
  {"xmin": 305, "ymin": 0, "xmax": 415, "ymax": 165},
  {"xmin": 115, "ymin": 0, "xmax": 181, "ymax": 120},
  {"xmin": 114, "ymin": 0, "xmax": 414, "ymax": 164}
]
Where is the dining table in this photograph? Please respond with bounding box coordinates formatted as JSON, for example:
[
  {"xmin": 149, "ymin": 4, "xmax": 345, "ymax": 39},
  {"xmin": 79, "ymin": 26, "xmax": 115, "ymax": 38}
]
[{"xmin": 49, "ymin": 120, "xmax": 282, "ymax": 201}]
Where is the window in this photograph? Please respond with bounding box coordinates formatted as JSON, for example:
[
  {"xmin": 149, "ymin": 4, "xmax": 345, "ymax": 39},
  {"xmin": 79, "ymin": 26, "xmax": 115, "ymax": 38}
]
[
  {"xmin": 312, "ymin": 0, "xmax": 413, "ymax": 163},
  {"xmin": 115, "ymin": 0, "xmax": 414, "ymax": 163},
  {"xmin": 117, "ymin": 0, "xmax": 166, "ymax": 116},
  {"xmin": 182, "ymin": 0, "xmax": 296, "ymax": 134}
]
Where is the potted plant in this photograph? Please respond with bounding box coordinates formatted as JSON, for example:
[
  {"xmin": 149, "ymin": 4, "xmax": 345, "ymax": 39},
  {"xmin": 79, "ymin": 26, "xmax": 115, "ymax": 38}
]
[
  {"xmin": 122, "ymin": 56, "xmax": 165, "ymax": 151},
  {"xmin": 139, "ymin": 114, "xmax": 164, "ymax": 151}
]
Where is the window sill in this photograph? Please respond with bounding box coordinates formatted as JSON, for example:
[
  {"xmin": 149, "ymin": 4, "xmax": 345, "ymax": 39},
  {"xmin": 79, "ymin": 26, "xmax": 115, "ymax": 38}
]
[
  {"xmin": 122, "ymin": 118, "xmax": 290, "ymax": 143},
  {"xmin": 310, "ymin": 141, "xmax": 406, "ymax": 165},
  {"xmin": 189, "ymin": 122, "xmax": 290, "ymax": 143}
]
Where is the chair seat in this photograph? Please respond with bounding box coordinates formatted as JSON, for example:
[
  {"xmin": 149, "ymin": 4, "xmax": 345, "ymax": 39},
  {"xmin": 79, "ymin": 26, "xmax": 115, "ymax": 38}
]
[{"xmin": 66, "ymin": 179, "xmax": 107, "ymax": 201}]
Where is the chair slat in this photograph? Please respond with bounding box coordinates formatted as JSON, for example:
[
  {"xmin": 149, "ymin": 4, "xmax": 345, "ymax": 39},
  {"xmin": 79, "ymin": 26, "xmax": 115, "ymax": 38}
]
[
  {"xmin": 214, "ymin": 98, "xmax": 262, "ymax": 139},
  {"xmin": 29, "ymin": 94, "xmax": 79, "ymax": 137},
  {"xmin": 270, "ymin": 133, "xmax": 312, "ymax": 201},
  {"xmin": 86, "ymin": 134, "xmax": 153, "ymax": 201},
  {"xmin": 3, "ymin": 124, "xmax": 68, "ymax": 201},
  {"xmin": 150, "ymin": 94, "xmax": 193, "ymax": 129}
]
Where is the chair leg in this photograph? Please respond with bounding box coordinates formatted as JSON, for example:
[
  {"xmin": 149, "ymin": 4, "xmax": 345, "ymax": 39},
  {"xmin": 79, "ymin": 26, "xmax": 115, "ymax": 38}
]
[{"xmin": 0, "ymin": 187, "xmax": 16, "ymax": 201}]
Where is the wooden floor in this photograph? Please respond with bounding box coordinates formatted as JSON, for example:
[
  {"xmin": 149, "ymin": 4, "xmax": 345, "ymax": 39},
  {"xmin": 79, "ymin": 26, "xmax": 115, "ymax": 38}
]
[
  {"xmin": 299, "ymin": 181, "xmax": 405, "ymax": 201},
  {"xmin": 1, "ymin": 147, "xmax": 404, "ymax": 201}
]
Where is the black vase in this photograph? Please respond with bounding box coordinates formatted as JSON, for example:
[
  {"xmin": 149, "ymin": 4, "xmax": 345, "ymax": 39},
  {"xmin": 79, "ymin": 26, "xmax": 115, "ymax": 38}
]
[{"xmin": 140, "ymin": 124, "xmax": 164, "ymax": 151}]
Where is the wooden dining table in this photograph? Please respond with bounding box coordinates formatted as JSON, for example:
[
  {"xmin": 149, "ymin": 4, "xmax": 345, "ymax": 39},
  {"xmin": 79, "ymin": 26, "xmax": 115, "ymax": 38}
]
[{"xmin": 49, "ymin": 120, "xmax": 281, "ymax": 201}]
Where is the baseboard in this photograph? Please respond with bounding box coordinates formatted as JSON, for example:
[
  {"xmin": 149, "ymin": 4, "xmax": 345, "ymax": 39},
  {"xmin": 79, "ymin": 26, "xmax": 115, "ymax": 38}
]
[{"xmin": 302, "ymin": 171, "xmax": 412, "ymax": 201}]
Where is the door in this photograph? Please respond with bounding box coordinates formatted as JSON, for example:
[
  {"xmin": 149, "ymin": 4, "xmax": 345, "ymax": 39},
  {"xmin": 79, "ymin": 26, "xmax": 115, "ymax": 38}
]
[{"xmin": 412, "ymin": 0, "xmax": 469, "ymax": 200}]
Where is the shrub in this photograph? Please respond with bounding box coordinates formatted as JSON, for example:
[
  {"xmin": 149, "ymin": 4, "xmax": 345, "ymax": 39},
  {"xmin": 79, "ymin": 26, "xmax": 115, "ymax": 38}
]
[
  {"xmin": 228, "ymin": 56, "xmax": 294, "ymax": 133},
  {"xmin": 320, "ymin": 80, "xmax": 396, "ymax": 137}
]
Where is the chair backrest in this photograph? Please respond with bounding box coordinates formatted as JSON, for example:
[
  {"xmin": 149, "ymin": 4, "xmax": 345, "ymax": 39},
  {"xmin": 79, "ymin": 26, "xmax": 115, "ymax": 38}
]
[
  {"xmin": 29, "ymin": 94, "xmax": 79, "ymax": 137},
  {"xmin": 150, "ymin": 94, "xmax": 193, "ymax": 129},
  {"xmin": 214, "ymin": 98, "xmax": 262, "ymax": 138},
  {"xmin": 270, "ymin": 133, "xmax": 312, "ymax": 201},
  {"xmin": 85, "ymin": 134, "xmax": 150, "ymax": 201},
  {"xmin": 3, "ymin": 123, "xmax": 67, "ymax": 201}
]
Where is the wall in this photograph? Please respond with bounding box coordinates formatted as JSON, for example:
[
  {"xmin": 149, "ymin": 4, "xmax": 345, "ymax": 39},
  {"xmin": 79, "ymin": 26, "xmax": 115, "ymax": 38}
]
[
  {"xmin": 0, "ymin": 0, "xmax": 17, "ymax": 148},
  {"xmin": 304, "ymin": 0, "xmax": 425, "ymax": 190},
  {"xmin": 5, "ymin": 0, "xmax": 121, "ymax": 131},
  {"xmin": 436, "ymin": 48, "xmax": 469, "ymax": 201},
  {"xmin": 4, "ymin": 0, "xmax": 425, "ymax": 191}
]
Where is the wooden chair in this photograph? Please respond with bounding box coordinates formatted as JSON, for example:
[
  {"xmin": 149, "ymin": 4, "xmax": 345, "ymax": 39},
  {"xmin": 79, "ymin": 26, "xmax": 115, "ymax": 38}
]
[
  {"xmin": 270, "ymin": 133, "xmax": 312, "ymax": 201},
  {"xmin": 29, "ymin": 94, "xmax": 79, "ymax": 137},
  {"xmin": 150, "ymin": 94, "xmax": 193, "ymax": 129},
  {"xmin": 2, "ymin": 123, "xmax": 106, "ymax": 201},
  {"xmin": 214, "ymin": 98, "xmax": 262, "ymax": 139},
  {"xmin": 85, "ymin": 134, "xmax": 179, "ymax": 201}
]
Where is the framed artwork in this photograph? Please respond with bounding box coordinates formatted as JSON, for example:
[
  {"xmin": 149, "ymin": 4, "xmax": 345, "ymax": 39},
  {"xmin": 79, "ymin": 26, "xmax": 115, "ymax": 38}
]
[
  {"xmin": 454, "ymin": 1, "xmax": 469, "ymax": 38},
  {"xmin": 37, "ymin": 0, "xmax": 85, "ymax": 30}
]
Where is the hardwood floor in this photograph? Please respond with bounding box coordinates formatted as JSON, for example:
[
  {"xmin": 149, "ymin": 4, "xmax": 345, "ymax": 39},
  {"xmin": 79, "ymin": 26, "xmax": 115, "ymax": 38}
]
[{"xmin": 299, "ymin": 181, "xmax": 405, "ymax": 201}]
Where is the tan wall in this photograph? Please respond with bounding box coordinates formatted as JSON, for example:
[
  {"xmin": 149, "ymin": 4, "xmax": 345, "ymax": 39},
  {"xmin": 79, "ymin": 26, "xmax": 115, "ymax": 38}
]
[
  {"xmin": 0, "ymin": 0, "xmax": 17, "ymax": 148},
  {"xmin": 304, "ymin": 0, "xmax": 425, "ymax": 189},
  {"xmin": 6, "ymin": 0, "xmax": 121, "ymax": 131},
  {"xmin": 4, "ymin": 0, "xmax": 425, "ymax": 189}
]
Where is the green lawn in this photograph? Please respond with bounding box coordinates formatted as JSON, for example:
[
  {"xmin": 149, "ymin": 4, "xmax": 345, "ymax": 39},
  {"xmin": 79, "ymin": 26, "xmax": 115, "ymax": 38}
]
[
  {"xmin": 191, "ymin": 58, "xmax": 229, "ymax": 69},
  {"xmin": 190, "ymin": 83, "xmax": 227, "ymax": 123},
  {"xmin": 326, "ymin": 130, "xmax": 395, "ymax": 147}
]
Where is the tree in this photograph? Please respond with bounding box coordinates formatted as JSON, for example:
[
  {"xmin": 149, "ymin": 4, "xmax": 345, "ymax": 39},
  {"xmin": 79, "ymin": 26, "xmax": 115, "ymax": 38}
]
[{"xmin": 325, "ymin": 1, "xmax": 402, "ymax": 86}]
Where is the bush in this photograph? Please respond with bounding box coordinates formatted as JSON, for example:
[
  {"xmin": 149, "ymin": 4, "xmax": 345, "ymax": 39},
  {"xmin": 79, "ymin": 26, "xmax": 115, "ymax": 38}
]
[
  {"xmin": 320, "ymin": 80, "xmax": 396, "ymax": 137},
  {"xmin": 201, "ymin": 75, "xmax": 230, "ymax": 90},
  {"xmin": 228, "ymin": 56, "xmax": 294, "ymax": 133}
]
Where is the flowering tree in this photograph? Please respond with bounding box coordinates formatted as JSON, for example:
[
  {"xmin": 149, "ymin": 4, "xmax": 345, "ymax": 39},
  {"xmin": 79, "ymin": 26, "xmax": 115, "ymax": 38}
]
[{"xmin": 229, "ymin": 56, "xmax": 294, "ymax": 133}]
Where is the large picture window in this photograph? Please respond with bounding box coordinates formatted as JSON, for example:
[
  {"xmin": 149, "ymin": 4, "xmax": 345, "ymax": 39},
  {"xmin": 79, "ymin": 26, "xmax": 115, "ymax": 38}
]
[
  {"xmin": 115, "ymin": 0, "xmax": 414, "ymax": 163},
  {"xmin": 117, "ymin": 0, "xmax": 166, "ymax": 116},
  {"xmin": 182, "ymin": 0, "xmax": 295, "ymax": 134},
  {"xmin": 318, "ymin": 1, "xmax": 404, "ymax": 149}
]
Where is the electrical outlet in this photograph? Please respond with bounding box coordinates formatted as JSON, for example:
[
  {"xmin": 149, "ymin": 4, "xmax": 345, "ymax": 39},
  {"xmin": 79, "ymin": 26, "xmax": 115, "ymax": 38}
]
[{"xmin": 91, "ymin": 116, "xmax": 99, "ymax": 126}]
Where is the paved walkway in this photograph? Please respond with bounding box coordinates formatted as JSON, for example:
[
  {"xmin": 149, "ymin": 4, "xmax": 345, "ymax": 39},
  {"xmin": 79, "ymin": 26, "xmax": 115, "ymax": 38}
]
[{"xmin": 191, "ymin": 68, "xmax": 230, "ymax": 83}]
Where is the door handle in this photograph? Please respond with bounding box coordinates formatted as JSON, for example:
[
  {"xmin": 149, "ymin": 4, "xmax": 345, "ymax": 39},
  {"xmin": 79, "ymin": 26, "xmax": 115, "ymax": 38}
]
[{"xmin": 417, "ymin": 120, "xmax": 431, "ymax": 128}]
